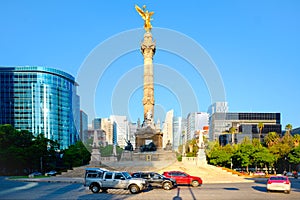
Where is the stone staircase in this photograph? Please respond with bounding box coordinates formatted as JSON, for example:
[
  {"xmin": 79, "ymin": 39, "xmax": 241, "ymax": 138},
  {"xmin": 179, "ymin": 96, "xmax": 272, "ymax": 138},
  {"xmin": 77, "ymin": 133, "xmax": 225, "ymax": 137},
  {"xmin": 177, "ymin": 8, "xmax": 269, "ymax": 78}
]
[
  {"xmin": 157, "ymin": 161, "xmax": 252, "ymax": 183},
  {"xmin": 58, "ymin": 157, "xmax": 251, "ymax": 183},
  {"xmin": 58, "ymin": 154, "xmax": 176, "ymax": 178}
]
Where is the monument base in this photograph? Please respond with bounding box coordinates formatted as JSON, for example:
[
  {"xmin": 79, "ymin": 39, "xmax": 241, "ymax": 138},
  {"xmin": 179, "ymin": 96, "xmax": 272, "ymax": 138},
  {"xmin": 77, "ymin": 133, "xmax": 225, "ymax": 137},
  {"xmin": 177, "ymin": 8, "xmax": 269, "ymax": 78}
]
[
  {"xmin": 120, "ymin": 150, "xmax": 133, "ymax": 161},
  {"xmin": 135, "ymin": 125, "xmax": 162, "ymax": 150},
  {"xmin": 89, "ymin": 149, "xmax": 102, "ymax": 166},
  {"xmin": 197, "ymin": 149, "xmax": 207, "ymax": 166},
  {"xmin": 121, "ymin": 149, "xmax": 175, "ymax": 161}
]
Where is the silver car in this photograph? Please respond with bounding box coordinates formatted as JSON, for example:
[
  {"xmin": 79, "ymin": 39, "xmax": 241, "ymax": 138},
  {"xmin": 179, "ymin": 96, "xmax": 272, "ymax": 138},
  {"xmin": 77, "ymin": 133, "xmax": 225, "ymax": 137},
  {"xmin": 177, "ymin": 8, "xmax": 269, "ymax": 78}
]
[{"xmin": 84, "ymin": 168, "xmax": 148, "ymax": 194}]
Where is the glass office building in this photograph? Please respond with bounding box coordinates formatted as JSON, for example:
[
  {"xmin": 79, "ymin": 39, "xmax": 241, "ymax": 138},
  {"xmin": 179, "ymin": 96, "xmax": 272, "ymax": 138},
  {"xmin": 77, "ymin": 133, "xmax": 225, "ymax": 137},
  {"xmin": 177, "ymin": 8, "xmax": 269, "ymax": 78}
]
[
  {"xmin": 0, "ymin": 66, "xmax": 80, "ymax": 149},
  {"xmin": 209, "ymin": 112, "xmax": 281, "ymax": 144}
]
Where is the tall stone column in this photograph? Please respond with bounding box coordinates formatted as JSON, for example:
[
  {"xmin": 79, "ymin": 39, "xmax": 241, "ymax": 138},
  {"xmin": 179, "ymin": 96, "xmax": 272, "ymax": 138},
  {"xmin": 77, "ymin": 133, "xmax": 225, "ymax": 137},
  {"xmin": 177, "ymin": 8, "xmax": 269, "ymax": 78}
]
[
  {"xmin": 141, "ymin": 32, "xmax": 156, "ymax": 124},
  {"xmin": 89, "ymin": 130, "xmax": 101, "ymax": 166}
]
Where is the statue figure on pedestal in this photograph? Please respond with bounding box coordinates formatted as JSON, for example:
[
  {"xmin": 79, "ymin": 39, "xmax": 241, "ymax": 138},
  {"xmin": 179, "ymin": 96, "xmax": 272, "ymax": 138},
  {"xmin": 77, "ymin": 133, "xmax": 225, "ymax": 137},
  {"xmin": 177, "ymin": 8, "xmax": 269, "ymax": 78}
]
[
  {"xmin": 135, "ymin": 4, "xmax": 154, "ymax": 32},
  {"xmin": 164, "ymin": 140, "xmax": 172, "ymax": 151},
  {"xmin": 124, "ymin": 139, "xmax": 133, "ymax": 151}
]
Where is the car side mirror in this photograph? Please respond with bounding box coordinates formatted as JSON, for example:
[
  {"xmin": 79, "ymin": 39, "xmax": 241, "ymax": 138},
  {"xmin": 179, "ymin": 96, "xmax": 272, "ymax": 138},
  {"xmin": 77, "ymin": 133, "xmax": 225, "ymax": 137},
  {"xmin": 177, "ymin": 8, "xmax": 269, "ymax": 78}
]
[{"xmin": 120, "ymin": 177, "xmax": 125, "ymax": 180}]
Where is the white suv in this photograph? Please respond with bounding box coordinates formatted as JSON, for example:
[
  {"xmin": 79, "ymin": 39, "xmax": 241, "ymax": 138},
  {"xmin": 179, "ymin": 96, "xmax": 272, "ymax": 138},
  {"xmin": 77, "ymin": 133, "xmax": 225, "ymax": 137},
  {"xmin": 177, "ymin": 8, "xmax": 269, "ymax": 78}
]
[{"xmin": 84, "ymin": 168, "xmax": 148, "ymax": 194}]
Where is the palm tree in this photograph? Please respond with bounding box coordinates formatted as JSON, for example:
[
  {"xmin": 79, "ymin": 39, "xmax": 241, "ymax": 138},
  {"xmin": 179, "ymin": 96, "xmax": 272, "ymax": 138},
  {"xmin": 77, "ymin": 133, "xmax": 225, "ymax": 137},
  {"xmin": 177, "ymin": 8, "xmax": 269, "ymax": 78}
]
[
  {"xmin": 293, "ymin": 134, "xmax": 300, "ymax": 147},
  {"xmin": 285, "ymin": 124, "xmax": 293, "ymax": 135},
  {"xmin": 229, "ymin": 127, "xmax": 237, "ymax": 145},
  {"xmin": 257, "ymin": 122, "xmax": 264, "ymax": 143},
  {"xmin": 264, "ymin": 132, "xmax": 280, "ymax": 147}
]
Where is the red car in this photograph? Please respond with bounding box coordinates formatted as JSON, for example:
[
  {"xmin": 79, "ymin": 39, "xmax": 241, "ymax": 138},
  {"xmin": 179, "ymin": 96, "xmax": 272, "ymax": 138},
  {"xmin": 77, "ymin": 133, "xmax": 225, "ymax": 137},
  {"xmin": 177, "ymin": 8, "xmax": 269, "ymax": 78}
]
[{"xmin": 162, "ymin": 171, "xmax": 202, "ymax": 187}]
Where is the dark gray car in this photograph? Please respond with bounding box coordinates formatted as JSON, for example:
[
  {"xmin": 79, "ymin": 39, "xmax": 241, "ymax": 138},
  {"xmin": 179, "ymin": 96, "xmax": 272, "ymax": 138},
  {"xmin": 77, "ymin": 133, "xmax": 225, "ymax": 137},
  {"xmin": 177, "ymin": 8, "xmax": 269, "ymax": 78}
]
[{"xmin": 131, "ymin": 172, "xmax": 177, "ymax": 190}]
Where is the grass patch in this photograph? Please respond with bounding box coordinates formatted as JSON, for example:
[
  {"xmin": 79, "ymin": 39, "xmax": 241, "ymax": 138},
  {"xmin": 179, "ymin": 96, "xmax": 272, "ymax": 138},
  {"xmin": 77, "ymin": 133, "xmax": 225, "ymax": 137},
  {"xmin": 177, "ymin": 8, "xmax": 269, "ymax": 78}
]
[{"xmin": 8, "ymin": 175, "xmax": 46, "ymax": 179}]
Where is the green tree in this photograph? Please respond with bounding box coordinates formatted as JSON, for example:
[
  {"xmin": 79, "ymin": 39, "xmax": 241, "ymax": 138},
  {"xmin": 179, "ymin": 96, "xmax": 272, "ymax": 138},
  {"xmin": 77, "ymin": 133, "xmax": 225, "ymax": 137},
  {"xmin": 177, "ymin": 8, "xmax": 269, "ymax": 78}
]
[
  {"xmin": 264, "ymin": 132, "xmax": 280, "ymax": 147},
  {"xmin": 288, "ymin": 145, "xmax": 300, "ymax": 164},
  {"xmin": 232, "ymin": 137, "xmax": 254, "ymax": 172},
  {"xmin": 0, "ymin": 125, "xmax": 61, "ymax": 175},
  {"xmin": 186, "ymin": 139, "xmax": 198, "ymax": 157},
  {"xmin": 0, "ymin": 125, "xmax": 35, "ymax": 174},
  {"xmin": 100, "ymin": 144, "xmax": 123, "ymax": 157},
  {"xmin": 252, "ymin": 146, "xmax": 276, "ymax": 170},
  {"xmin": 285, "ymin": 124, "xmax": 293, "ymax": 135},
  {"xmin": 293, "ymin": 134, "xmax": 300, "ymax": 147},
  {"xmin": 282, "ymin": 129, "xmax": 294, "ymax": 149},
  {"xmin": 207, "ymin": 143, "xmax": 233, "ymax": 167},
  {"xmin": 62, "ymin": 141, "xmax": 90, "ymax": 169},
  {"xmin": 205, "ymin": 141, "xmax": 218, "ymax": 159}
]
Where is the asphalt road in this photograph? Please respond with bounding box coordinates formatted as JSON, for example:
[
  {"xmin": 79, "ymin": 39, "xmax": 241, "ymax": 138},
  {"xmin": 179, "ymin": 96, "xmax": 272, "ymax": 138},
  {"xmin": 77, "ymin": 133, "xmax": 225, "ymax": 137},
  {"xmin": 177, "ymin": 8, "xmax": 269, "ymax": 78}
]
[{"xmin": 0, "ymin": 177, "xmax": 299, "ymax": 200}]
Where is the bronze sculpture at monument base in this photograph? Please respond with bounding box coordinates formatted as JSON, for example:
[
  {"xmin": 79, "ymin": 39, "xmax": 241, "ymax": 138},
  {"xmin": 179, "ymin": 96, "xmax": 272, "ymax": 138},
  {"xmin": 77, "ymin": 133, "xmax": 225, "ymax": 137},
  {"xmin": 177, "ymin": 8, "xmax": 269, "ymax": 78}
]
[{"xmin": 135, "ymin": 124, "xmax": 162, "ymax": 151}]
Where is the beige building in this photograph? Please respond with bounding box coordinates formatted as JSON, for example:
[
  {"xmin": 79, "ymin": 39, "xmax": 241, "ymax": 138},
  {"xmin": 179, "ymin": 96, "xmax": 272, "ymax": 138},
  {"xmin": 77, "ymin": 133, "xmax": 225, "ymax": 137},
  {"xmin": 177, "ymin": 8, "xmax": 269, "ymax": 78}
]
[{"xmin": 101, "ymin": 118, "xmax": 113, "ymax": 145}]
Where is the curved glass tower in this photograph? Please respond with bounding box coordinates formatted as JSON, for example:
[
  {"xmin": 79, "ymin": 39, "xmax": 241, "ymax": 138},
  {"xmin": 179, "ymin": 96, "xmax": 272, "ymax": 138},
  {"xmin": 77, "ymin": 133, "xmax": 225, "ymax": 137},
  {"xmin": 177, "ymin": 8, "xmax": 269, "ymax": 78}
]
[{"xmin": 0, "ymin": 66, "xmax": 80, "ymax": 149}]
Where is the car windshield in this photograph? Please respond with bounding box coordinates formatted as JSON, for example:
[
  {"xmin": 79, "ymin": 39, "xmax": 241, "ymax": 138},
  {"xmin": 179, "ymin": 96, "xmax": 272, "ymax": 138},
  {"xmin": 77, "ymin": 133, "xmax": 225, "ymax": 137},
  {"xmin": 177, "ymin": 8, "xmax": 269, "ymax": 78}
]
[
  {"xmin": 270, "ymin": 176, "xmax": 286, "ymax": 180},
  {"xmin": 122, "ymin": 172, "xmax": 132, "ymax": 179}
]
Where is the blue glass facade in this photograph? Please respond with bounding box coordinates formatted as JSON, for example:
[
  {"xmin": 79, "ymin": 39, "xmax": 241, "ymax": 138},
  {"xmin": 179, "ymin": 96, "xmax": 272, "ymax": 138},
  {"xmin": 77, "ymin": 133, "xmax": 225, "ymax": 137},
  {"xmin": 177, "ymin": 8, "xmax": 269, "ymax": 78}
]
[{"xmin": 0, "ymin": 66, "xmax": 80, "ymax": 149}]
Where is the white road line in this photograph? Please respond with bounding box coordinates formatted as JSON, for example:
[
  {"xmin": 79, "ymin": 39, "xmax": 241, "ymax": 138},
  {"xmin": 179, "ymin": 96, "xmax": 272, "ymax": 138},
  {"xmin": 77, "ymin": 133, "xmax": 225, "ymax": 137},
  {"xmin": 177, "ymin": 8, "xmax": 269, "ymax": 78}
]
[{"xmin": 0, "ymin": 182, "xmax": 38, "ymax": 195}]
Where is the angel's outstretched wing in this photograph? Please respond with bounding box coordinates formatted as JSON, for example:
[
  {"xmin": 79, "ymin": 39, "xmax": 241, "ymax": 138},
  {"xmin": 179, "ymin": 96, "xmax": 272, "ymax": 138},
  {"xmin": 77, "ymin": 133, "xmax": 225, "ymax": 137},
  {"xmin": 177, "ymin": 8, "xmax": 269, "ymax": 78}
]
[
  {"xmin": 148, "ymin": 11, "xmax": 154, "ymax": 18},
  {"xmin": 135, "ymin": 4, "xmax": 146, "ymax": 20}
]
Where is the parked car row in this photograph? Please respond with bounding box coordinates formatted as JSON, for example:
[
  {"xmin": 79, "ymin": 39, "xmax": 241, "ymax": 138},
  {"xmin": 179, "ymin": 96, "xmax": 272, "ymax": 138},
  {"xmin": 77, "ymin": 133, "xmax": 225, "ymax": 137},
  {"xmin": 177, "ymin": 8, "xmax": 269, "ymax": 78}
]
[
  {"xmin": 84, "ymin": 168, "xmax": 203, "ymax": 194},
  {"xmin": 28, "ymin": 170, "xmax": 57, "ymax": 177},
  {"xmin": 285, "ymin": 171, "xmax": 299, "ymax": 178}
]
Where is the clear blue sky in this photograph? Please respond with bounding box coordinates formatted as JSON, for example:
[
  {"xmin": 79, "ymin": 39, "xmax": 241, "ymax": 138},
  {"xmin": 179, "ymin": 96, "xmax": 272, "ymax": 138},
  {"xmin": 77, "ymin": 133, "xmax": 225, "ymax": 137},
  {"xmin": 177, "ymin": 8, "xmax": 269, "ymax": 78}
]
[{"xmin": 0, "ymin": 0, "xmax": 299, "ymax": 129}]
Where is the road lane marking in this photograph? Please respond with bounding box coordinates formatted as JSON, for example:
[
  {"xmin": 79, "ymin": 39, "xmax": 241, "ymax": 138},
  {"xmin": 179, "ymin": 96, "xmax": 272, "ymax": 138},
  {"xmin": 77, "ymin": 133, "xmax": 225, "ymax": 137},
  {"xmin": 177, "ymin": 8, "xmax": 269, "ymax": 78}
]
[{"xmin": 0, "ymin": 182, "xmax": 38, "ymax": 195}]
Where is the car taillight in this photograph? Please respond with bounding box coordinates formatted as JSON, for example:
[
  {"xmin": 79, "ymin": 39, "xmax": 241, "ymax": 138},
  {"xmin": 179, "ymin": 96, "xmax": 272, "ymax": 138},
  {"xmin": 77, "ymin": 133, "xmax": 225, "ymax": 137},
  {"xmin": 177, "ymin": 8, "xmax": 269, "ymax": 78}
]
[
  {"xmin": 267, "ymin": 180, "xmax": 272, "ymax": 184},
  {"xmin": 284, "ymin": 181, "xmax": 290, "ymax": 184}
]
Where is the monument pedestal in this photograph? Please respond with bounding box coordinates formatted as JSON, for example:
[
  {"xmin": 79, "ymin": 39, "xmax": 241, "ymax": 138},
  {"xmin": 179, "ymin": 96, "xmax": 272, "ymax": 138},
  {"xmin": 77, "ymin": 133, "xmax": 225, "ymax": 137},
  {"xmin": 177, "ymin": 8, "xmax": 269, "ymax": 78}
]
[
  {"xmin": 197, "ymin": 149, "xmax": 207, "ymax": 166},
  {"xmin": 89, "ymin": 148, "xmax": 102, "ymax": 166},
  {"xmin": 120, "ymin": 150, "xmax": 133, "ymax": 161},
  {"xmin": 135, "ymin": 125, "xmax": 162, "ymax": 150}
]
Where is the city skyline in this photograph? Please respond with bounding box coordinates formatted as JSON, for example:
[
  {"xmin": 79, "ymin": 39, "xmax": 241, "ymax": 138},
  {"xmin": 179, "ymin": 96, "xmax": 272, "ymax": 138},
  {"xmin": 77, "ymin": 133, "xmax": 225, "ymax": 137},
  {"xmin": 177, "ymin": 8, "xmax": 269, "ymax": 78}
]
[{"xmin": 0, "ymin": 1, "xmax": 299, "ymax": 128}]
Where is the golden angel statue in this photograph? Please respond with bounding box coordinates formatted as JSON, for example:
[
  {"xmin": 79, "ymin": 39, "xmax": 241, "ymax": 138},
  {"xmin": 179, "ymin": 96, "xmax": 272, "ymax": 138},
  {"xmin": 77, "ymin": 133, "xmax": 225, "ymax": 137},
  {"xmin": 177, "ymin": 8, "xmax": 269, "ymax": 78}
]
[{"xmin": 135, "ymin": 4, "xmax": 154, "ymax": 32}]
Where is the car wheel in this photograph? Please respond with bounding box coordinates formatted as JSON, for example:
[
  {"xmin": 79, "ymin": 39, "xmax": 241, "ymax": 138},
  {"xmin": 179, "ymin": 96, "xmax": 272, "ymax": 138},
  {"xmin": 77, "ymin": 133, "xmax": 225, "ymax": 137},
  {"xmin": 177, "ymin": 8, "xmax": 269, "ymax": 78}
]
[
  {"xmin": 284, "ymin": 190, "xmax": 290, "ymax": 194},
  {"xmin": 162, "ymin": 182, "xmax": 172, "ymax": 190},
  {"xmin": 129, "ymin": 184, "xmax": 140, "ymax": 194},
  {"xmin": 90, "ymin": 184, "xmax": 100, "ymax": 193},
  {"xmin": 191, "ymin": 180, "xmax": 199, "ymax": 187}
]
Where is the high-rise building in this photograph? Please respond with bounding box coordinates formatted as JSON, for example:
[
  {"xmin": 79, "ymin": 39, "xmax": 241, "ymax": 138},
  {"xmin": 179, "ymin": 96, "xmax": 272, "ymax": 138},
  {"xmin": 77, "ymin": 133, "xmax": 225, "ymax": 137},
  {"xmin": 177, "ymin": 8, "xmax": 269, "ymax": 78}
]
[
  {"xmin": 0, "ymin": 66, "xmax": 80, "ymax": 149},
  {"xmin": 162, "ymin": 110, "xmax": 174, "ymax": 148},
  {"xmin": 128, "ymin": 122, "xmax": 137, "ymax": 149},
  {"xmin": 209, "ymin": 112, "xmax": 281, "ymax": 144},
  {"xmin": 92, "ymin": 118, "xmax": 101, "ymax": 130},
  {"xmin": 186, "ymin": 112, "xmax": 209, "ymax": 140},
  {"xmin": 110, "ymin": 115, "xmax": 129, "ymax": 148},
  {"xmin": 173, "ymin": 117, "xmax": 187, "ymax": 151},
  {"xmin": 87, "ymin": 129, "xmax": 106, "ymax": 147},
  {"xmin": 100, "ymin": 118, "xmax": 113, "ymax": 145},
  {"xmin": 207, "ymin": 102, "xmax": 229, "ymax": 115},
  {"xmin": 80, "ymin": 110, "xmax": 88, "ymax": 143}
]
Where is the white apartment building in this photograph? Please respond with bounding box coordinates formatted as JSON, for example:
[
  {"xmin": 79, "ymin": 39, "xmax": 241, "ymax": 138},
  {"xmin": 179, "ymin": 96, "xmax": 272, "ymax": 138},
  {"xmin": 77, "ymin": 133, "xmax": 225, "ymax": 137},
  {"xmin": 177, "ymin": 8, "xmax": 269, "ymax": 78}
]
[
  {"xmin": 186, "ymin": 112, "xmax": 209, "ymax": 140},
  {"xmin": 162, "ymin": 110, "xmax": 174, "ymax": 148},
  {"xmin": 110, "ymin": 115, "xmax": 129, "ymax": 148}
]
